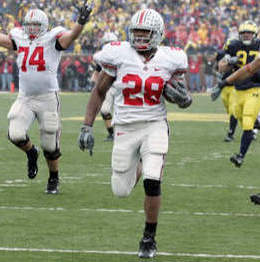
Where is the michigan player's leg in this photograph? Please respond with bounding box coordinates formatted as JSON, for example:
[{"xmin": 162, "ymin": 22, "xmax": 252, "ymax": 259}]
[
  {"xmin": 230, "ymin": 88, "xmax": 260, "ymax": 167},
  {"xmin": 7, "ymin": 97, "xmax": 39, "ymax": 179},
  {"xmin": 221, "ymin": 87, "xmax": 238, "ymax": 142},
  {"xmin": 38, "ymin": 93, "xmax": 61, "ymax": 194},
  {"xmin": 100, "ymin": 88, "xmax": 114, "ymax": 141},
  {"xmin": 138, "ymin": 120, "xmax": 168, "ymax": 258}
]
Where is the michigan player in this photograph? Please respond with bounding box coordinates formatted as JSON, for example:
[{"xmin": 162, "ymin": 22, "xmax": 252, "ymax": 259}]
[
  {"xmin": 215, "ymin": 47, "xmax": 238, "ymax": 142},
  {"xmin": 216, "ymin": 21, "xmax": 260, "ymax": 168}
]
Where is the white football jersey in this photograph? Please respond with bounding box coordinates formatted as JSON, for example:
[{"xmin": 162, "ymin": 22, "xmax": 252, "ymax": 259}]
[
  {"xmin": 10, "ymin": 26, "xmax": 67, "ymax": 96},
  {"xmin": 94, "ymin": 41, "xmax": 188, "ymax": 125}
]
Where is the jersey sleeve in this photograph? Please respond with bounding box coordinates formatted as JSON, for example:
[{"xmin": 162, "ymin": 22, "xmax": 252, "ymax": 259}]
[
  {"xmin": 9, "ymin": 27, "xmax": 23, "ymax": 49},
  {"xmin": 167, "ymin": 47, "xmax": 188, "ymax": 75},
  {"xmin": 49, "ymin": 26, "xmax": 67, "ymax": 39},
  {"xmin": 93, "ymin": 42, "xmax": 122, "ymax": 77}
]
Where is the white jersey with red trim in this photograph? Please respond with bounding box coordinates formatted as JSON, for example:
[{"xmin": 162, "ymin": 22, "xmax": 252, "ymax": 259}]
[
  {"xmin": 94, "ymin": 41, "xmax": 188, "ymax": 125},
  {"xmin": 10, "ymin": 26, "xmax": 67, "ymax": 96}
]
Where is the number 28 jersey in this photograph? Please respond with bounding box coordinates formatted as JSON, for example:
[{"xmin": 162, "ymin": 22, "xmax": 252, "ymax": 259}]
[
  {"xmin": 94, "ymin": 41, "xmax": 188, "ymax": 125},
  {"xmin": 10, "ymin": 26, "xmax": 67, "ymax": 96}
]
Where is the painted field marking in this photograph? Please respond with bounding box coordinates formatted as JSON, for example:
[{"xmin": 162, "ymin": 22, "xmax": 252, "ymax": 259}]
[
  {"xmin": 62, "ymin": 113, "xmax": 228, "ymax": 122},
  {"xmin": 0, "ymin": 247, "xmax": 260, "ymax": 260},
  {"xmin": 0, "ymin": 206, "xmax": 260, "ymax": 218}
]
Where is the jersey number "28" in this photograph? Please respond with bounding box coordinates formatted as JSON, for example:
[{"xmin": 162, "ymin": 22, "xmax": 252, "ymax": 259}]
[
  {"xmin": 122, "ymin": 74, "xmax": 164, "ymax": 106},
  {"xmin": 18, "ymin": 46, "xmax": 46, "ymax": 72}
]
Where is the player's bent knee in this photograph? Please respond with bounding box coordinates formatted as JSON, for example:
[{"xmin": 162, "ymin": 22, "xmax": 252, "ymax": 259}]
[
  {"xmin": 243, "ymin": 116, "xmax": 254, "ymax": 130},
  {"xmin": 43, "ymin": 149, "xmax": 61, "ymax": 160},
  {"xmin": 111, "ymin": 174, "xmax": 132, "ymax": 197},
  {"xmin": 8, "ymin": 130, "xmax": 29, "ymax": 146},
  {"xmin": 143, "ymin": 179, "xmax": 161, "ymax": 196},
  {"xmin": 101, "ymin": 112, "xmax": 112, "ymax": 121}
]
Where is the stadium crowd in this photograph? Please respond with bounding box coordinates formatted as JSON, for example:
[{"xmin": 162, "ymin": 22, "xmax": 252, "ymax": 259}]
[{"xmin": 0, "ymin": 0, "xmax": 259, "ymax": 92}]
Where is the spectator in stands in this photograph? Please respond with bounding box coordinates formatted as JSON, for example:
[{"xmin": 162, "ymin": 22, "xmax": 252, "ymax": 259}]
[{"xmin": 0, "ymin": 54, "xmax": 13, "ymax": 91}]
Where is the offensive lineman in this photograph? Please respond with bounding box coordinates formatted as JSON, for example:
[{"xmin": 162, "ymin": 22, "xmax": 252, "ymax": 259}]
[
  {"xmin": 0, "ymin": 1, "xmax": 93, "ymax": 194},
  {"xmin": 78, "ymin": 9, "xmax": 191, "ymax": 258}
]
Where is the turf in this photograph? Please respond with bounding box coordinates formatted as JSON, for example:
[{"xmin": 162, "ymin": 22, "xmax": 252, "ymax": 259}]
[{"xmin": 0, "ymin": 92, "xmax": 260, "ymax": 262}]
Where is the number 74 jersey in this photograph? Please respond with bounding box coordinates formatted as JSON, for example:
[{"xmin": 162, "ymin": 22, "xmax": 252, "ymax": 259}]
[
  {"xmin": 10, "ymin": 26, "xmax": 66, "ymax": 96},
  {"xmin": 94, "ymin": 41, "xmax": 188, "ymax": 125}
]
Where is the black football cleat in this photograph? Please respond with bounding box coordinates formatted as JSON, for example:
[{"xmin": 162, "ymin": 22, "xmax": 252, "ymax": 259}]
[
  {"xmin": 46, "ymin": 177, "xmax": 59, "ymax": 194},
  {"xmin": 27, "ymin": 147, "xmax": 39, "ymax": 179},
  {"xmin": 224, "ymin": 134, "xmax": 234, "ymax": 142},
  {"xmin": 250, "ymin": 193, "xmax": 260, "ymax": 205},
  {"xmin": 138, "ymin": 236, "xmax": 157, "ymax": 259},
  {"xmin": 104, "ymin": 133, "xmax": 114, "ymax": 142},
  {"xmin": 230, "ymin": 153, "xmax": 243, "ymax": 168}
]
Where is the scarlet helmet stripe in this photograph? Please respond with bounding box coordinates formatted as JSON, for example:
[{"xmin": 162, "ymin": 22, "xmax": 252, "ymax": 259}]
[
  {"xmin": 138, "ymin": 10, "xmax": 147, "ymax": 24},
  {"xmin": 30, "ymin": 10, "xmax": 34, "ymax": 18}
]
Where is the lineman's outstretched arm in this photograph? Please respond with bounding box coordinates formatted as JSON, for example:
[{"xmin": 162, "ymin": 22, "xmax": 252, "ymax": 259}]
[
  {"xmin": 58, "ymin": 0, "xmax": 93, "ymax": 49},
  {"xmin": 0, "ymin": 33, "xmax": 14, "ymax": 50}
]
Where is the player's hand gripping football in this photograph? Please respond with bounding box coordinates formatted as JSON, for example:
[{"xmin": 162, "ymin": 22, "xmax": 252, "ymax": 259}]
[
  {"xmin": 78, "ymin": 124, "xmax": 94, "ymax": 156},
  {"xmin": 163, "ymin": 79, "xmax": 192, "ymax": 108},
  {"xmin": 77, "ymin": 0, "xmax": 94, "ymax": 25}
]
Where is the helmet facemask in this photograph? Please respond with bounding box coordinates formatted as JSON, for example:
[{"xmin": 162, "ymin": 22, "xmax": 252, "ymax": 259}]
[
  {"xmin": 130, "ymin": 29, "xmax": 155, "ymax": 51},
  {"xmin": 239, "ymin": 31, "xmax": 256, "ymax": 45},
  {"xmin": 24, "ymin": 22, "xmax": 42, "ymax": 40}
]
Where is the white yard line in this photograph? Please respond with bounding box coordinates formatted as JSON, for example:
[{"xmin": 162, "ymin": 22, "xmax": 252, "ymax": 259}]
[
  {"xmin": 171, "ymin": 183, "xmax": 260, "ymax": 190},
  {"xmin": 0, "ymin": 247, "xmax": 260, "ymax": 259},
  {"xmin": 0, "ymin": 206, "xmax": 260, "ymax": 217}
]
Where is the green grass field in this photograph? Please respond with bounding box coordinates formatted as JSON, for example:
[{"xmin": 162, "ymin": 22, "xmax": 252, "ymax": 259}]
[{"xmin": 1, "ymin": 92, "xmax": 260, "ymax": 262}]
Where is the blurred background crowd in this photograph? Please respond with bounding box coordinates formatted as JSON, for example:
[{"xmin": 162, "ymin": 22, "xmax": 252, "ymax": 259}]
[{"xmin": 0, "ymin": 0, "xmax": 259, "ymax": 92}]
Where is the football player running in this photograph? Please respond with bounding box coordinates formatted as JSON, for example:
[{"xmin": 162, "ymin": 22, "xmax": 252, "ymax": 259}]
[
  {"xmin": 214, "ymin": 21, "xmax": 260, "ymax": 168},
  {"xmin": 91, "ymin": 32, "xmax": 118, "ymax": 141},
  {"xmin": 212, "ymin": 48, "xmax": 238, "ymax": 142},
  {"xmin": 0, "ymin": 1, "xmax": 93, "ymax": 194},
  {"xmin": 78, "ymin": 9, "xmax": 191, "ymax": 258}
]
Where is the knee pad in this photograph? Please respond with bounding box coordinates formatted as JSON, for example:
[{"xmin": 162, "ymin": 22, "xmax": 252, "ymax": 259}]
[
  {"xmin": 8, "ymin": 126, "xmax": 28, "ymax": 144},
  {"xmin": 143, "ymin": 179, "xmax": 161, "ymax": 196},
  {"xmin": 43, "ymin": 149, "xmax": 61, "ymax": 160},
  {"xmin": 111, "ymin": 175, "xmax": 132, "ymax": 198},
  {"xmin": 8, "ymin": 132, "xmax": 29, "ymax": 147},
  {"xmin": 41, "ymin": 112, "xmax": 59, "ymax": 134},
  {"xmin": 101, "ymin": 112, "xmax": 112, "ymax": 121}
]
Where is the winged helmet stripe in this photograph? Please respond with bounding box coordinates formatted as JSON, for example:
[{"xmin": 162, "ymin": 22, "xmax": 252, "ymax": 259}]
[{"xmin": 138, "ymin": 10, "xmax": 147, "ymax": 24}]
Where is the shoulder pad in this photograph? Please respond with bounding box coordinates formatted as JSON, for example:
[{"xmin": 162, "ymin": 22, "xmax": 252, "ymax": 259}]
[
  {"xmin": 48, "ymin": 26, "xmax": 67, "ymax": 39},
  {"xmin": 162, "ymin": 46, "xmax": 188, "ymax": 74},
  {"xmin": 224, "ymin": 39, "xmax": 240, "ymax": 50},
  {"xmin": 94, "ymin": 41, "xmax": 128, "ymax": 77}
]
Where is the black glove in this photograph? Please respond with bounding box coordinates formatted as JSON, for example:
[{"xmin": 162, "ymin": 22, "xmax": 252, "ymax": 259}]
[
  {"xmin": 163, "ymin": 80, "xmax": 192, "ymax": 108},
  {"xmin": 78, "ymin": 124, "xmax": 94, "ymax": 156},
  {"xmin": 77, "ymin": 0, "xmax": 93, "ymax": 25},
  {"xmin": 210, "ymin": 79, "xmax": 228, "ymax": 101}
]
